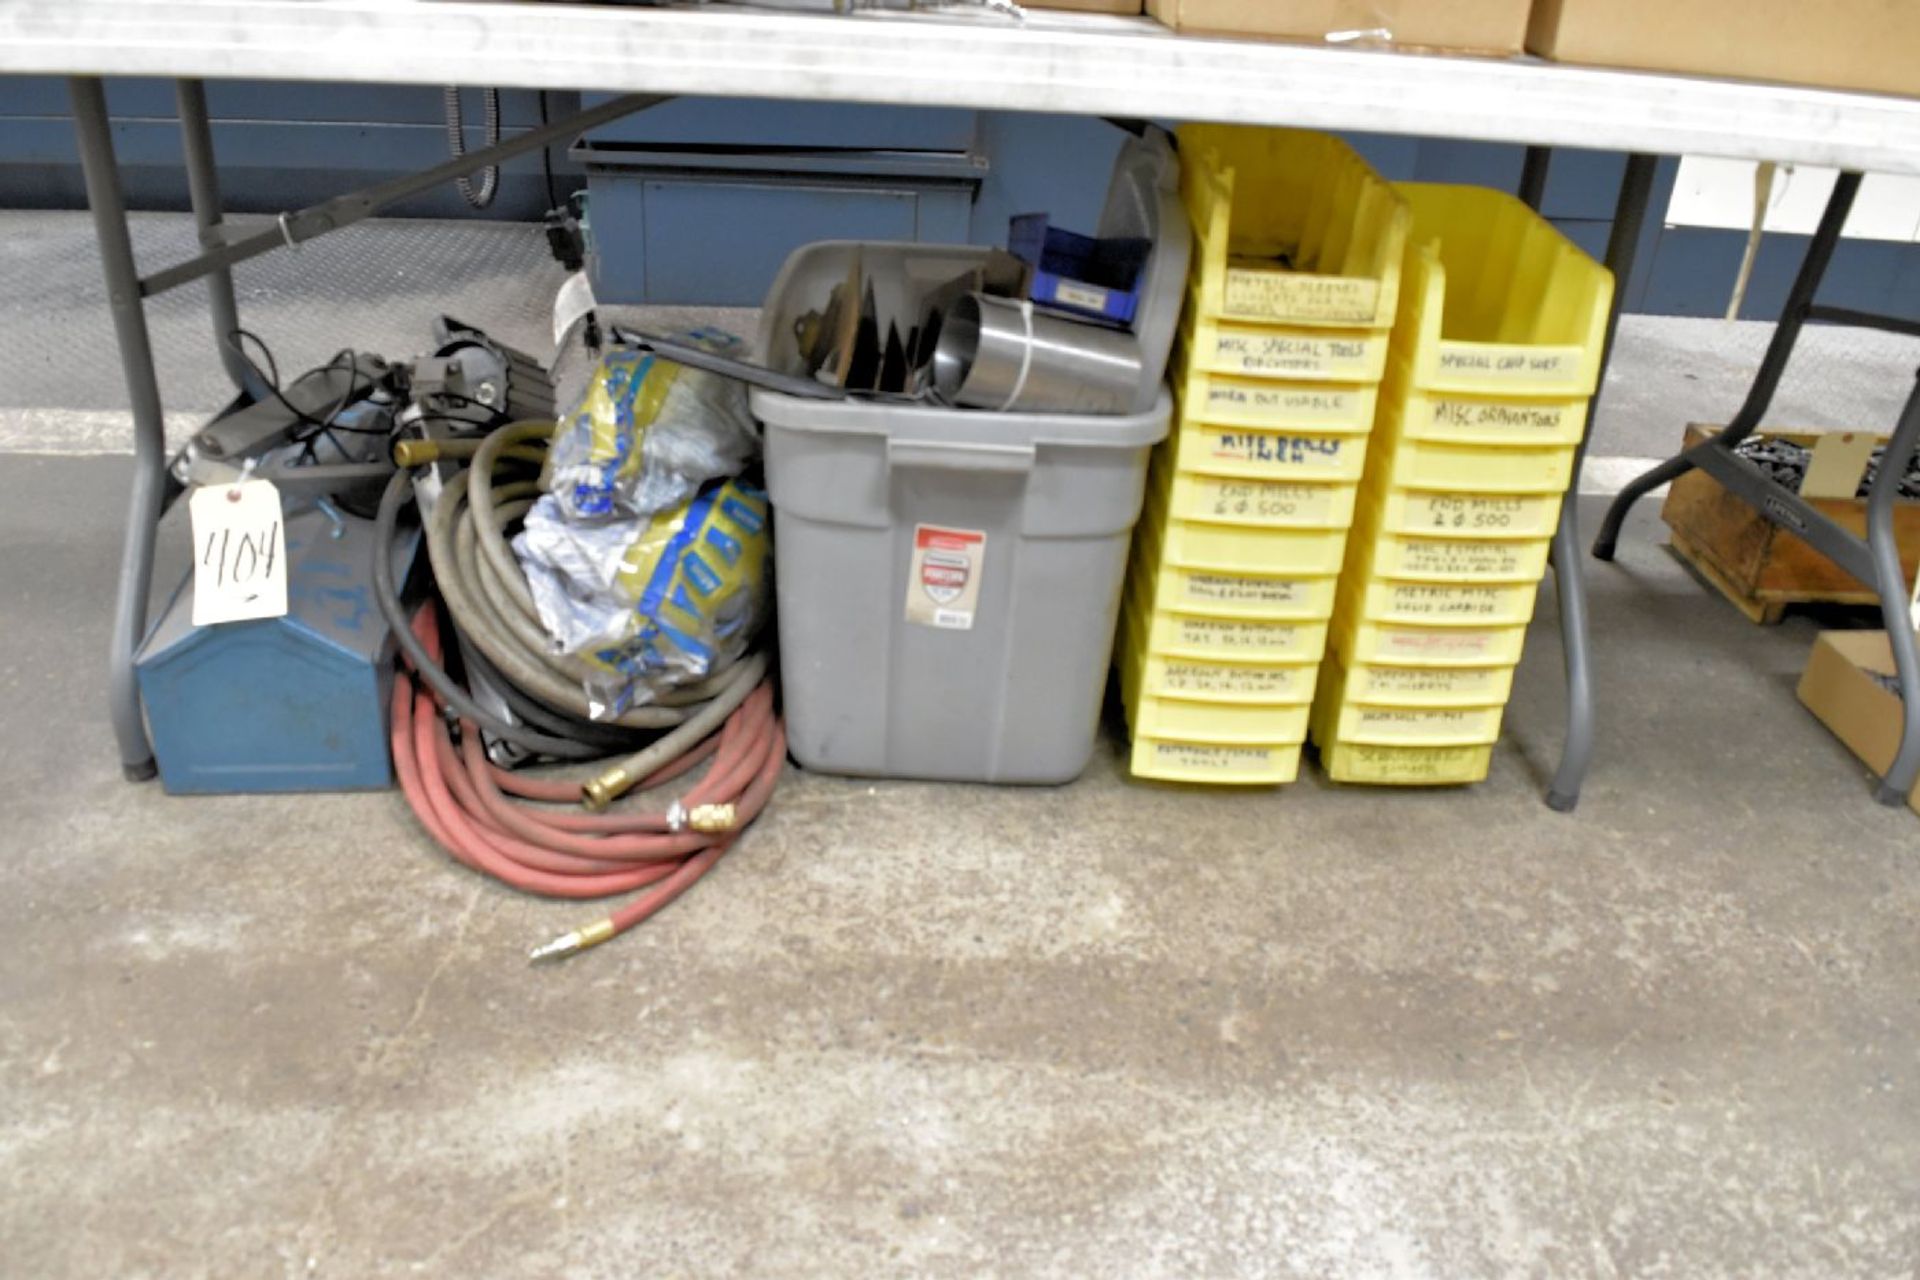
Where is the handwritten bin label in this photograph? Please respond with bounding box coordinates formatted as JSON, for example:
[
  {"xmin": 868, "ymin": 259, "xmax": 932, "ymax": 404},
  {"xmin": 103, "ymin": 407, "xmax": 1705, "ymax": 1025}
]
[
  {"xmin": 1398, "ymin": 492, "xmax": 1556, "ymax": 536},
  {"xmin": 1199, "ymin": 429, "xmax": 1353, "ymax": 477},
  {"xmin": 1153, "ymin": 660, "xmax": 1305, "ymax": 699},
  {"xmin": 1188, "ymin": 477, "xmax": 1343, "ymax": 525},
  {"xmin": 1355, "ymin": 665, "xmax": 1501, "ymax": 700},
  {"xmin": 1200, "ymin": 382, "xmax": 1361, "ymax": 426},
  {"xmin": 1435, "ymin": 345, "xmax": 1579, "ymax": 386},
  {"xmin": 1174, "ymin": 575, "xmax": 1309, "ymax": 611},
  {"xmin": 1151, "ymin": 741, "xmax": 1285, "ymax": 772},
  {"xmin": 1383, "ymin": 537, "xmax": 1540, "ymax": 579},
  {"xmin": 1211, "ymin": 331, "xmax": 1376, "ymax": 377},
  {"xmin": 1379, "ymin": 584, "xmax": 1523, "ymax": 621},
  {"xmin": 1426, "ymin": 397, "xmax": 1580, "ymax": 440},
  {"xmin": 1343, "ymin": 743, "xmax": 1484, "ymax": 781},
  {"xmin": 1222, "ymin": 269, "xmax": 1380, "ymax": 324}
]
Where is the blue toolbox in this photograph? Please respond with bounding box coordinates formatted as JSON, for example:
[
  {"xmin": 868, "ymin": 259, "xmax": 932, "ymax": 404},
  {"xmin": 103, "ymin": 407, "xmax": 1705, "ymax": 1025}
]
[{"xmin": 135, "ymin": 507, "xmax": 417, "ymax": 795}]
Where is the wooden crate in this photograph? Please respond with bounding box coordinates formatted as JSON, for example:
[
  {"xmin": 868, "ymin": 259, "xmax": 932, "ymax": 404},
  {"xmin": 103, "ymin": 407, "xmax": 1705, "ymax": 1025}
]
[{"xmin": 1661, "ymin": 425, "xmax": 1920, "ymax": 624}]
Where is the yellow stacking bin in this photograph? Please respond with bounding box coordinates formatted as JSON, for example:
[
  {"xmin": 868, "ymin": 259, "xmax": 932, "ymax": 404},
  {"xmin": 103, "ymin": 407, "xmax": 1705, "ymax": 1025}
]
[
  {"xmin": 1360, "ymin": 481, "xmax": 1564, "ymax": 541},
  {"xmin": 1331, "ymin": 599, "xmax": 1530, "ymax": 668},
  {"xmin": 1122, "ymin": 611, "xmax": 1319, "ymax": 705},
  {"xmin": 1382, "ymin": 360, "xmax": 1590, "ymax": 448},
  {"xmin": 1179, "ymin": 125, "xmax": 1409, "ymax": 329},
  {"xmin": 1167, "ymin": 420, "xmax": 1372, "ymax": 486},
  {"xmin": 1312, "ymin": 183, "xmax": 1611, "ymax": 789},
  {"xmin": 1366, "ymin": 434, "xmax": 1576, "ymax": 495},
  {"xmin": 1319, "ymin": 738, "xmax": 1495, "ymax": 786},
  {"xmin": 1164, "ymin": 471, "xmax": 1360, "ymax": 530},
  {"xmin": 1174, "ymin": 358, "xmax": 1380, "ymax": 434},
  {"xmin": 1123, "ymin": 127, "xmax": 1413, "ymax": 787},
  {"xmin": 1119, "ymin": 610, "xmax": 1311, "ymax": 785},
  {"xmin": 1392, "ymin": 184, "xmax": 1614, "ymax": 398},
  {"xmin": 1312, "ymin": 657, "xmax": 1506, "ymax": 747},
  {"xmin": 1351, "ymin": 577, "xmax": 1540, "ymax": 629},
  {"xmin": 1130, "ymin": 556, "xmax": 1339, "ymax": 632},
  {"xmin": 1182, "ymin": 308, "xmax": 1390, "ymax": 383},
  {"xmin": 1131, "ymin": 737, "xmax": 1306, "ymax": 785},
  {"xmin": 1337, "ymin": 659, "xmax": 1516, "ymax": 708},
  {"xmin": 1344, "ymin": 505, "xmax": 1553, "ymax": 583},
  {"xmin": 1131, "ymin": 695, "xmax": 1313, "ymax": 744},
  {"xmin": 1144, "ymin": 484, "xmax": 1352, "ymax": 575}
]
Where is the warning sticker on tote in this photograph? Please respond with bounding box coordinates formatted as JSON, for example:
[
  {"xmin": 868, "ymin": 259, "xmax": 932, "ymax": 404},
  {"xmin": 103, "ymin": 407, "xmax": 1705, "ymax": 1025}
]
[{"xmin": 906, "ymin": 524, "xmax": 986, "ymax": 630}]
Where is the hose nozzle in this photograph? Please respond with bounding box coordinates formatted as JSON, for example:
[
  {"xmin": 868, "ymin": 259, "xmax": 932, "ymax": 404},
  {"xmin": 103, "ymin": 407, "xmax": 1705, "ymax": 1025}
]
[
  {"xmin": 528, "ymin": 918, "xmax": 615, "ymax": 963},
  {"xmin": 394, "ymin": 438, "xmax": 449, "ymax": 467},
  {"xmin": 581, "ymin": 766, "xmax": 635, "ymax": 812},
  {"xmin": 688, "ymin": 803, "xmax": 736, "ymax": 833}
]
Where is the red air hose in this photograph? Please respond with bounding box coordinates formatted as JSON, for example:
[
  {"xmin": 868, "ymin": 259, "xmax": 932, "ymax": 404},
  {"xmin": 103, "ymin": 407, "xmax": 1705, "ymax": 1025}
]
[{"xmin": 391, "ymin": 607, "xmax": 785, "ymax": 959}]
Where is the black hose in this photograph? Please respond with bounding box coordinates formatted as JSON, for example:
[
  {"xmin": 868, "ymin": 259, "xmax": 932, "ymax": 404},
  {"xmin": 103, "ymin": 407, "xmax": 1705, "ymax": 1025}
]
[{"xmin": 373, "ymin": 467, "xmax": 604, "ymax": 759}]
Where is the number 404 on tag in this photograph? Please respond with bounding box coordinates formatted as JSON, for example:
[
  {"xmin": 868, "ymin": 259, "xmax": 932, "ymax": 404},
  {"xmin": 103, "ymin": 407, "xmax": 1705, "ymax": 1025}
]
[{"xmin": 189, "ymin": 480, "xmax": 289, "ymax": 626}]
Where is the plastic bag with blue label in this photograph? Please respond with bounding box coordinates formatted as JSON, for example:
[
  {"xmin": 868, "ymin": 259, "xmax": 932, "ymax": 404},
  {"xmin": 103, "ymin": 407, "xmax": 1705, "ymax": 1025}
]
[
  {"xmin": 542, "ymin": 333, "xmax": 760, "ymax": 521},
  {"xmin": 514, "ymin": 476, "xmax": 771, "ymax": 717}
]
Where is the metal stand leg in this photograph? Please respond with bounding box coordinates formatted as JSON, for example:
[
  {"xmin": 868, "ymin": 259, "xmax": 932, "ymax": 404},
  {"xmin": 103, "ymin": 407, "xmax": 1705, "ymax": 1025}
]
[
  {"xmin": 1516, "ymin": 146, "xmax": 1552, "ymax": 212},
  {"xmin": 1869, "ymin": 374, "xmax": 1920, "ymax": 803},
  {"xmin": 1533, "ymin": 153, "xmax": 1658, "ymax": 811},
  {"xmin": 70, "ymin": 78, "xmax": 165, "ymax": 780},
  {"xmin": 1593, "ymin": 172, "xmax": 1864, "ymax": 559},
  {"xmin": 175, "ymin": 79, "xmax": 263, "ymax": 401}
]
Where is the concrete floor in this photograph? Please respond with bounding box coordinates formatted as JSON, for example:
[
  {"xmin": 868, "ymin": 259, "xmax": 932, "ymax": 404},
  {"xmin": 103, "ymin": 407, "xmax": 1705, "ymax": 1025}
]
[{"xmin": 4, "ymin": 214, "xmax": 1920, "ymax": 1277}]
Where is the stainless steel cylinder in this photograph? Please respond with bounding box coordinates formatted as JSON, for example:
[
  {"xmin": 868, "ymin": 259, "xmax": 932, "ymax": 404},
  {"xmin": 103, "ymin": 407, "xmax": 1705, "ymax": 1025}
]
[{"xmin": 932, "ymin": 293, "xmax": 1142, "ymax": 414}]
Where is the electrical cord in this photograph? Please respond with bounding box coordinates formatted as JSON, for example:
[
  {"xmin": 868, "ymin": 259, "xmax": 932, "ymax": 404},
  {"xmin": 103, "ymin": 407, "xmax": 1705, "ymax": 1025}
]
[
  {"xmin": 444, "ymin": 86, "xmax": 501, "ymax": 210},
  {"xmin": 222, "ymin": 329, "xmax": 388, "ymax": 467},
  {"xmin": 375, "ymin": 423, "xmax": 784, "ymax": 956}
]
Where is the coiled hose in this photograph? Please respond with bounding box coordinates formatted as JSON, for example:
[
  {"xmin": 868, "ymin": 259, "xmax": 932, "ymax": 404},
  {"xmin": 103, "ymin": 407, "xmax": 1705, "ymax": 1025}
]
[{"xmin": 375, "ymin": 423, "xmax": 784, "ymax": 958}]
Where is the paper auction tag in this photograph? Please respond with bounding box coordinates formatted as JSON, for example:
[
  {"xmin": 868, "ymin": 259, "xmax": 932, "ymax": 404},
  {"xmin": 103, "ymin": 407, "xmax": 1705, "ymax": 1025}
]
[
  {"xmin": 189, "ymin": 479, "xmax": 288, "ymax": 626},
  {"xmin": 553, "ymin": 270, "xmax": 599, "ymax": 348}
]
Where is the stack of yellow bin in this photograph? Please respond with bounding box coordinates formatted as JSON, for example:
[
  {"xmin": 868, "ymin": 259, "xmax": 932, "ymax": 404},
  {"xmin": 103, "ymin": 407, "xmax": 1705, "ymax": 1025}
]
[
  {"xmin": 1312, "ymin": 184, "xmax": 1614, "ymax": 786},
  {"xmin": 1118, "ymin": 126, "xmax": 1409, "ymax": 784}
]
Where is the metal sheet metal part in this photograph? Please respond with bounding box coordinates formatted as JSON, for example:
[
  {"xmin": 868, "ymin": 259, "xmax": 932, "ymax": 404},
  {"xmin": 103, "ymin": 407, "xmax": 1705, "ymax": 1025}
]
[{"xmin": 931, "ymin": 292, "xmax": 1140, "ymax": 414}]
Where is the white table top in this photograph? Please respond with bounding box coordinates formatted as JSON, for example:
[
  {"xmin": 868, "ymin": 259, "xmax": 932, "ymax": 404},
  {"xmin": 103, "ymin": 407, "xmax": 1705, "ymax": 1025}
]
[{"xmin": 6, "ymin": 1, "xmax": 1920, "ymax": 175}]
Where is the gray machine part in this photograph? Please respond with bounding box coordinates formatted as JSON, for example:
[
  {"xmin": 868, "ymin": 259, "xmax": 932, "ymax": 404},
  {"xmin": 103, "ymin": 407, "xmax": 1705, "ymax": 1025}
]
[
  {"xmin": 410, "ymin": 315, "xmax": 557, "ymax": 426},
  {"xmin": 172, "ymin": 354, "xmax": 391, "ymax": 488}
]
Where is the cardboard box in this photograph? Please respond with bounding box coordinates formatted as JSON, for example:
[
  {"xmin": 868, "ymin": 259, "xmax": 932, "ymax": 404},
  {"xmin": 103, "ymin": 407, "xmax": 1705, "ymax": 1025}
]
[
  {"xmin": 1147, "ymin": 0, "xmax": 1531, "ymax": 55},
  {"xmin": 1029, "ymin": 0, "xmax": 1143, "ymax": 12},
  {"xmin": 1798, "ymin": 630, "xmax": 1920, "ymax": 814},
  {"xmin": 1529, "ymin": 0, "xmax": 1920, "ymax": 99}
]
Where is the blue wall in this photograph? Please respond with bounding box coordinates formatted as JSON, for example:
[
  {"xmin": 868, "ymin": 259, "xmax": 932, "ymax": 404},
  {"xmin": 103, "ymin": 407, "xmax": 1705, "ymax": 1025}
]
[{"xmin": 4, "ymin": 76, "xmax": 1915, "ymax": 321}]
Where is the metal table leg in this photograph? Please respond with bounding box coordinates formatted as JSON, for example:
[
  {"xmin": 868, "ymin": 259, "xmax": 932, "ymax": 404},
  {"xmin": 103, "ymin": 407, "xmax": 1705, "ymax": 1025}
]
[
  {"xmin": 1593, "ymin": 172, "xmax": 1863, "ymax": 559},
  {"xmin": 1868, "ymin": 375, "xmax": 1920, "ymax": 802},
  {"xmin": 175, "ymin": 79, "xmax": 263, "ymax": 401},
  {"xmin": 1515, "ymin": 153, "xmax": 1655, "ymax": 811},
  {"xmin": 69, "ymin": 77, "xmax": 166, "ymax": 780}
]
